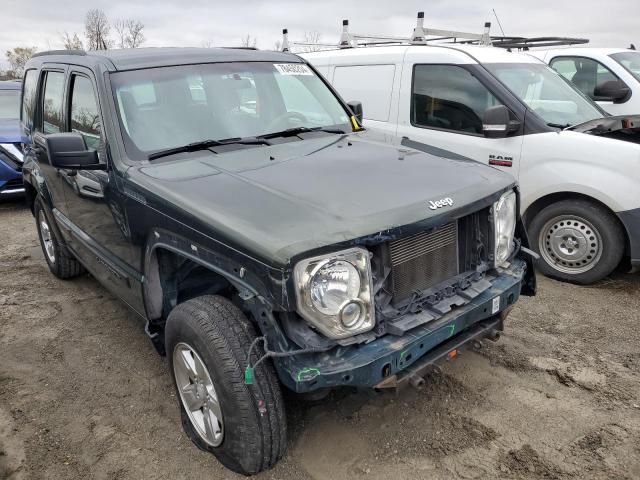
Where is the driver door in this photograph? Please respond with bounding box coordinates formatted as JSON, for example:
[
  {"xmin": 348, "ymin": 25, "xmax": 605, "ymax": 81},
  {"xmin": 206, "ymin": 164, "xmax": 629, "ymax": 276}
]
[
  {"xmin": 60, "ymin": 68, "xmax": 144, "ymax": 314},
  {"xmin": 396, "ymin": 61, "xmax": 524, "ymax": 177}
]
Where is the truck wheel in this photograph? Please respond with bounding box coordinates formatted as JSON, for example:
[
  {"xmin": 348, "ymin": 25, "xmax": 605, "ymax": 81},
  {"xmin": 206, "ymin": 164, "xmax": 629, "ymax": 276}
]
[
  {"xmin": 34, "ymin": 198, "xmax": 85, "ymax": 279},
  {"xmin": 529, "ymin": 199, "xmax": 624, "ymax": 284},
  {"xmin": 165, "ymin": 295, "xmax": 286, "ymax": 475}
]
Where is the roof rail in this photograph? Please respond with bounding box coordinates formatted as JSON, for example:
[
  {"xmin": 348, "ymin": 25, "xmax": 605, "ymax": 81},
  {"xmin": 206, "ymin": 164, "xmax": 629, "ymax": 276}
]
[
  {"xmin": 32, "ymin": 49, "xmax": 87, "ymax": 58},
  {"xmin": 463, "ymin": 36, "xmax": 589, "ymax": 50},
  {"xmin": 281, "ymin": 12, "xmax": 494, "ymax": 52},
  {"xmin": 220, "ymin": 46, "xmax": 259, "ymax": 50}
]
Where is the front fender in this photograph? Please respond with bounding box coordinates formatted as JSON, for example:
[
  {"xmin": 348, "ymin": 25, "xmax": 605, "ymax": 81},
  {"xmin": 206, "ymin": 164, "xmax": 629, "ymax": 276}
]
[{"xmin": 519, "ymin": 131, "xmax": 640, "ymax": 213}]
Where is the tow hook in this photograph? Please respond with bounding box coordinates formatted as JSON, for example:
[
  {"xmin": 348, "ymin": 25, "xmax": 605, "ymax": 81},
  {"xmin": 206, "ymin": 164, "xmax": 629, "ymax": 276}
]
[
  {"xmin": 408, "ymin": 374, "xmax": 425, "ymax": 390},
  {"xmin": 486, "ymin": 329, "xmax": 501, "ymax": 342}
]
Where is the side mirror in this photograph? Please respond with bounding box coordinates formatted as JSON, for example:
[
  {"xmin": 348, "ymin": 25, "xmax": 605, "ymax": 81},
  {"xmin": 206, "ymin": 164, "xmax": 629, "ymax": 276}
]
[
  {"xmin": 45, "ymin": 133, "xmax": 103, "ymax": 170},
  {"xmin": 594, "ymin": 80, "xmax": 631, "ymax": 103},
  {"xmin": 347, "ymin": 100, "xmax": 363, "ymax": 124},
  {"xmin": 483, "ymin": 105, "xmax": 520, "ymax": 139}
]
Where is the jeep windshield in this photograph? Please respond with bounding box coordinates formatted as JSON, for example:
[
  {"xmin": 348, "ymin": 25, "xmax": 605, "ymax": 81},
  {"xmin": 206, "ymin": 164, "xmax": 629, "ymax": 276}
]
[
  {"xmin": 485, "ymin": 63, "xmax": 603, "ymax": 128},
  {"xmin": 110, "ymin": 62, "xmax": 353, "ymax": 161},
  {"xmin": 611, "ymin": 51, "xmax": 640, "ymax": 82}
]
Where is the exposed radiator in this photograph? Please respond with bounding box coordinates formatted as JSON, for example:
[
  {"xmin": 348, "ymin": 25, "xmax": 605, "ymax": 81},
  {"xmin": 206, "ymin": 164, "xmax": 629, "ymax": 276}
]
[{"xmin": 389, "ymin": 222, "xmax": 459, "ymax": 302}]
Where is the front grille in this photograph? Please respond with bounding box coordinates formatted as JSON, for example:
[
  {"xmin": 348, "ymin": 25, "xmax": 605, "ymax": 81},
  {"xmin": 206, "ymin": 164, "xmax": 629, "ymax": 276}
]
[{"xmin": 389, "ymin": 222, "xmax": 459, "ymax": 301}]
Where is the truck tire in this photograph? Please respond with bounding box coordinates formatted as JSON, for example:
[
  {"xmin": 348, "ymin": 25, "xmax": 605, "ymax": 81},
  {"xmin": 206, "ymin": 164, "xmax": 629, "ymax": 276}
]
[
  {"xmin": 34, "ymin": 197, "xmax": 85, "ymax": 279},
  {"xmin": 529, "ymin": 199, "xmax": 624, "ymax": 284},
  {"xmin": 165, "ymin": 295, "xmax": 286, "ymax": 475}
]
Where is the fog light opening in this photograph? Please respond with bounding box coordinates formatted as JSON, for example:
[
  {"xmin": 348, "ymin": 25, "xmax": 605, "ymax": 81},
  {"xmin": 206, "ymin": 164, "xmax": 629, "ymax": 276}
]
[{"xmin": 339, "ymin": 300, "xmax": 364, "ymax": 329}]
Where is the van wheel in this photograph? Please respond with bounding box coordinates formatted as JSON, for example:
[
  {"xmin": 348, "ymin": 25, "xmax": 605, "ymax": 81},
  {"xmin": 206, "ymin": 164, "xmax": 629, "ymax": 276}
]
[
  {"xmin": 529, "ymin": 199, "xmax": 624, "ymax": 284},
  {"xmin": 34, "ymin": 198, "xmax": 85, "ymax": 279},
  {"xmin": 165, "ymin": 295, "xmax": 286, "ymax": 475}
]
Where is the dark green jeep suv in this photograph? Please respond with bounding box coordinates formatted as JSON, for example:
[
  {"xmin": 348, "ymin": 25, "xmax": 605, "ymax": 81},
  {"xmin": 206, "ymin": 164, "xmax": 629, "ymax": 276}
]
[{"xmin": 20, "ymin": 47, "xmax": 535, "ymax": 474}]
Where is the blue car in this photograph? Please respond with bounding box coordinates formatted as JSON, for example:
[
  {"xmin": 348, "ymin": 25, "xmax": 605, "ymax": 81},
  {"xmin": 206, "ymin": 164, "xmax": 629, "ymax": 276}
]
[{"xmin": 0, "ymin": 80, "xmax": 24, "ymax": 197}]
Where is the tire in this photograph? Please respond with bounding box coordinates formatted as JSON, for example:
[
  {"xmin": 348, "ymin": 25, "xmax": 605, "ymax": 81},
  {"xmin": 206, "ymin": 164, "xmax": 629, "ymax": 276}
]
[
  {"xmin": 34, "ymin": 197, "xmax": 85, "ymax": 279},
  {"xmin": 528, "ymin": 199, "xmax": 624, "ymax": 284},
  {"xmin": 165, "ymin": 295, "xmax": 287, "ymax": 475}
]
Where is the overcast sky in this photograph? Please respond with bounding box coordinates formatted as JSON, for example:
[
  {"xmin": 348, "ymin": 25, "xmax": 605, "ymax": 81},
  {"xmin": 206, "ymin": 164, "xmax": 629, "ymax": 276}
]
[{"xmin": 2, "ymin": 0, "xmax": 638, "ymax": 69}]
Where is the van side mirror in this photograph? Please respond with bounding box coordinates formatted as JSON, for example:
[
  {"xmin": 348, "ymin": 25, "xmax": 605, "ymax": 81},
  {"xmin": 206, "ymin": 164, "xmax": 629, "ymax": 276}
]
[
  {"xmin": 594, "ymin": 80, "xmax": 631, "ymax": 103},
  {"xmin": 347, "ymin": 100, "xmax": 363, "ymax": 123},
  {"xmin": 45, "ymin": 133, "xmax": 104, "ymax": 170},
  {"xmin": 483, "ymin": 105, "xmax": 520, "ymax": 139}
]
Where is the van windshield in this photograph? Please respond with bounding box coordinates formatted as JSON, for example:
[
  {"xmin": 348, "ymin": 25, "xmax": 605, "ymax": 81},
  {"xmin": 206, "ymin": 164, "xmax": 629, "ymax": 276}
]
[
  {"xmin": 485, "ymin": 63, "xmax": 603, "ymax": 128},
  {"xmin": 611, "ymin": 51, "xmax": 640, "ymax": 82},
  {"xmin": 110, "ymin": 62, "xmax": 352, "ymax": 159}
]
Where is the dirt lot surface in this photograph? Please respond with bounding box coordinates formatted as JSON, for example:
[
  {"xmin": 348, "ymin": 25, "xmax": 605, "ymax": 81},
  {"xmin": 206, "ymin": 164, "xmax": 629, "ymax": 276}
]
[{"xmin": 1, "ymin": 198, "xmax": 640, "ymax": 480}]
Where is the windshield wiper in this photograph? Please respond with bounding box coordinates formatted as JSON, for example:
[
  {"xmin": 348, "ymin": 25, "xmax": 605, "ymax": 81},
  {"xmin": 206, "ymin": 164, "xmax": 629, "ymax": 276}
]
[
  {"xmin": 547, "ymin": 122, "xmax": 572, "ymax": 129},
  {"xmin": 148, "ymin": 137, "xmax": 271, "ymax": 161},
  {"xmin": 257, "ymin": 126, "xmax": 347, "ymax": 140}
]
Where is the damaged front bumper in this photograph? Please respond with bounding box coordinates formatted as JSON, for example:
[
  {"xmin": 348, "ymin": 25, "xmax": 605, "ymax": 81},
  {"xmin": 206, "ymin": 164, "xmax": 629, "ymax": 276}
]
[{"xmin": 275, "ymin": 258, "xmax": 529, "ymax": 393}]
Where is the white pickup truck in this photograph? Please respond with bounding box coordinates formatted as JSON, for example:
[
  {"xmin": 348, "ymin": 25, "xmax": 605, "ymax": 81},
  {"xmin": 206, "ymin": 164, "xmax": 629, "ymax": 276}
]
[{"xmin": 303, "ymin": 41, "xmax": 640, "ymax": 284}]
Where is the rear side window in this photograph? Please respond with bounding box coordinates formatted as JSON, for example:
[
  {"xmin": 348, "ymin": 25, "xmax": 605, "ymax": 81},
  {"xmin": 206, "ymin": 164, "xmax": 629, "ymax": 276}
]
[
  {"xmin": 69, "ymin": 75, "xmax": 102, "ymax": 150},
  {"xmin": 21, "ymin": 70, "xmax": 38, "ymax": 128},
  {"xmin": 549, "ymin": 56, "xmax": 620, "ymax": 100},
  {"xmin": 41, "ymin": 71, "xmax": 65, "ymax": 134},
  {"xmin": 333, "ymin": 65, "xmax": 396, "ymax": 122},
  {"xmin": 412, "ymin": 65, "xmax": 502, "ymax": 134}
]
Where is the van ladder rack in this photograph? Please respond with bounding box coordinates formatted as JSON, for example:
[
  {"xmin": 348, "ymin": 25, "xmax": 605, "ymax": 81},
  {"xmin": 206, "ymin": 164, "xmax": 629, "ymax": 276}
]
[
  {"xmin": 281, "ymin": 12, "xmax": 493, "ymax": 52},
  {"xmin": 462, "ymin": 36, "xmax": 589, "ymax": 50}
]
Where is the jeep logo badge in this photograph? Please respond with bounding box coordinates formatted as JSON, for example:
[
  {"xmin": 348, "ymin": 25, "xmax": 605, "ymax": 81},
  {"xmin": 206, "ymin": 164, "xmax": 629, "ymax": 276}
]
[{"xmin": 428, "ymin": 198, "xmax": 454, "ymax": 210}]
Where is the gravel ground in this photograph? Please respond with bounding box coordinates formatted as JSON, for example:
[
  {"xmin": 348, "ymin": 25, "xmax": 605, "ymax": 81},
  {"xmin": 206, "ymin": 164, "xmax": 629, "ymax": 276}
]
[{"xmin": 1, "ymin": 198, "xmax": 639, "ymax": 480}]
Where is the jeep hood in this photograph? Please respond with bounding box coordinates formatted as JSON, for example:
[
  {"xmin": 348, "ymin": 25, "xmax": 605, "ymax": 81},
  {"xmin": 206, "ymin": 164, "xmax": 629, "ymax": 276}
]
[
  {"xmin": 131, "ymin": 133, "xmax": 514, "ymax": 265},
  {"xmin": 568, "ymin": 115, "xmax": 640, "ymax": 144}
]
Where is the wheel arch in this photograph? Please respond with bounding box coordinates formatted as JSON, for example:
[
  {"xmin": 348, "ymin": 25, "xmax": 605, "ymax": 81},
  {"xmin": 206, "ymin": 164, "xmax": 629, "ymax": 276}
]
[
  {"xmin": 144, "ymin": 243, "xmax": 259, "ymax": 322},
  {"xmin": 523, "ymin": 191, "xmax": 631, "ymax": 260}
]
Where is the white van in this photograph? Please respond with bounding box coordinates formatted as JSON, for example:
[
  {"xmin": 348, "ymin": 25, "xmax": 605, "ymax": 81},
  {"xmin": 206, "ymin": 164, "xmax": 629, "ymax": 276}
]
[
  {"xmin": 533, "ymin": 48, "xmax": 640, "ymax": 116},
  {"xmin": 303, "ymin": 42, "xmax": 640, "ymax": 284}
]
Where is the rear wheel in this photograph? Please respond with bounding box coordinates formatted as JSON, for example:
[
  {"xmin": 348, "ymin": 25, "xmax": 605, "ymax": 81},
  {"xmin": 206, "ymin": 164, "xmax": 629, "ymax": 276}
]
[
  {"xmin": 34, "ymin": 198, "xmax": 84, "ymax": 279},
  {"xmin": 529, "ymin": 199, "xmax": 624, "ymax": 284},
  {"xmin": 165, "ymin": 295, "xmax": 286, "ymax": 475}
]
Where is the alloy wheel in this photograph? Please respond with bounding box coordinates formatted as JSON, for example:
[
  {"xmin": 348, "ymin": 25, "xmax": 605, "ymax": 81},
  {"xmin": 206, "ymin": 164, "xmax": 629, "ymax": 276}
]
[
  {"xmin": 173, "ymin": 342, "xmax": 224, "ymax": 447},
  {"xmin": 39, "ymin": 211, "xmax": 56, "ymax": 264}
]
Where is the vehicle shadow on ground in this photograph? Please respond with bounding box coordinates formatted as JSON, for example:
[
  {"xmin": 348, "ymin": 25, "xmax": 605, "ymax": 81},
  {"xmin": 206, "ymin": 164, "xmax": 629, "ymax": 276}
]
[{"xmin": 0, "ymin": 197, "xmax": 28, "ymax": 210}]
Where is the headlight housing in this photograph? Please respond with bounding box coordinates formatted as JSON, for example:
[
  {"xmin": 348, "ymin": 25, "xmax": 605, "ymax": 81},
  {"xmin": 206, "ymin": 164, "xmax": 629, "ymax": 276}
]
[
  {"xmin": 493, "ymin": 190, "xmax": 517, "ymax": 267},
  {"xmin": 294, "ymin": 247, "xmax": 374, "ymax": 339}
]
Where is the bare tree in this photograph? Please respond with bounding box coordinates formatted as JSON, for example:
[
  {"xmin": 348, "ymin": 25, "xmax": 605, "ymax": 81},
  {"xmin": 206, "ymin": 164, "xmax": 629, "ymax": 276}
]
[
  {"xmin": 113, "ymin": 19, "xmax": 145, "ymax": 48},
  {"xmin": 127, "ymin": 20, "xmax": 145, "ymax": 48},
  {"xmin": 240, "ymin": 35, "xmax": 257, "ymax": 48},
  {"xmin": 61, "ymin": 32, "xmax": 84, "ymax": 50},
  {"xmin": 300, "ymin": 31, "xmax": 323, "ymax": 53},
  {"xmin": 5, "ymin": 47, "xmax": 37, "ymax": 78},
  {"xmin": 274, "ymin": 39, "xmax": 282, "ymax": 51},
  {"xmin": 85, "ymin": 9, "xmax": 111, "ymax": 50},
  {"xmin": 200, "ymin": 39, "xmax": 214, "ymax": 48},
  {"xmin": 113, "ymin": 19, "xmax": 128, "ymax": 49}
]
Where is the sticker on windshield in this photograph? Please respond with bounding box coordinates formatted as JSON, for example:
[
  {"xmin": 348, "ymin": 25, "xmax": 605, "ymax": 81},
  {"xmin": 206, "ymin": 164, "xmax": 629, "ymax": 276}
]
[{"xmin": 273, "ymin": 63, "xmax": 313, "ymax": 76}]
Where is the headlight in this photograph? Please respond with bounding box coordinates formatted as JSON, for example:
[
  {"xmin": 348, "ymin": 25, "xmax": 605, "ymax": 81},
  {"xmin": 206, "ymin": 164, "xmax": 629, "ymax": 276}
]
[
  {"xmin": 294, "ymin": 247, "xmax": 374, "ymax": 339},
  {"xmin": 493, "ymin": 190, "xmax": 517, "ymax": 267}
]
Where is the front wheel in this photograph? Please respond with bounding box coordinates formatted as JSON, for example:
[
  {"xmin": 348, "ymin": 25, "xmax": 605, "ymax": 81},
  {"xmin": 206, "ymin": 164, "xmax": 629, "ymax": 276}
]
[
  {"xmin": 165, "ymin": 295, "xmax": 286, "ymax": 475},
  {"xmin": 529, "ymin": 199, "xmax": 624, "ymax": 284}
]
